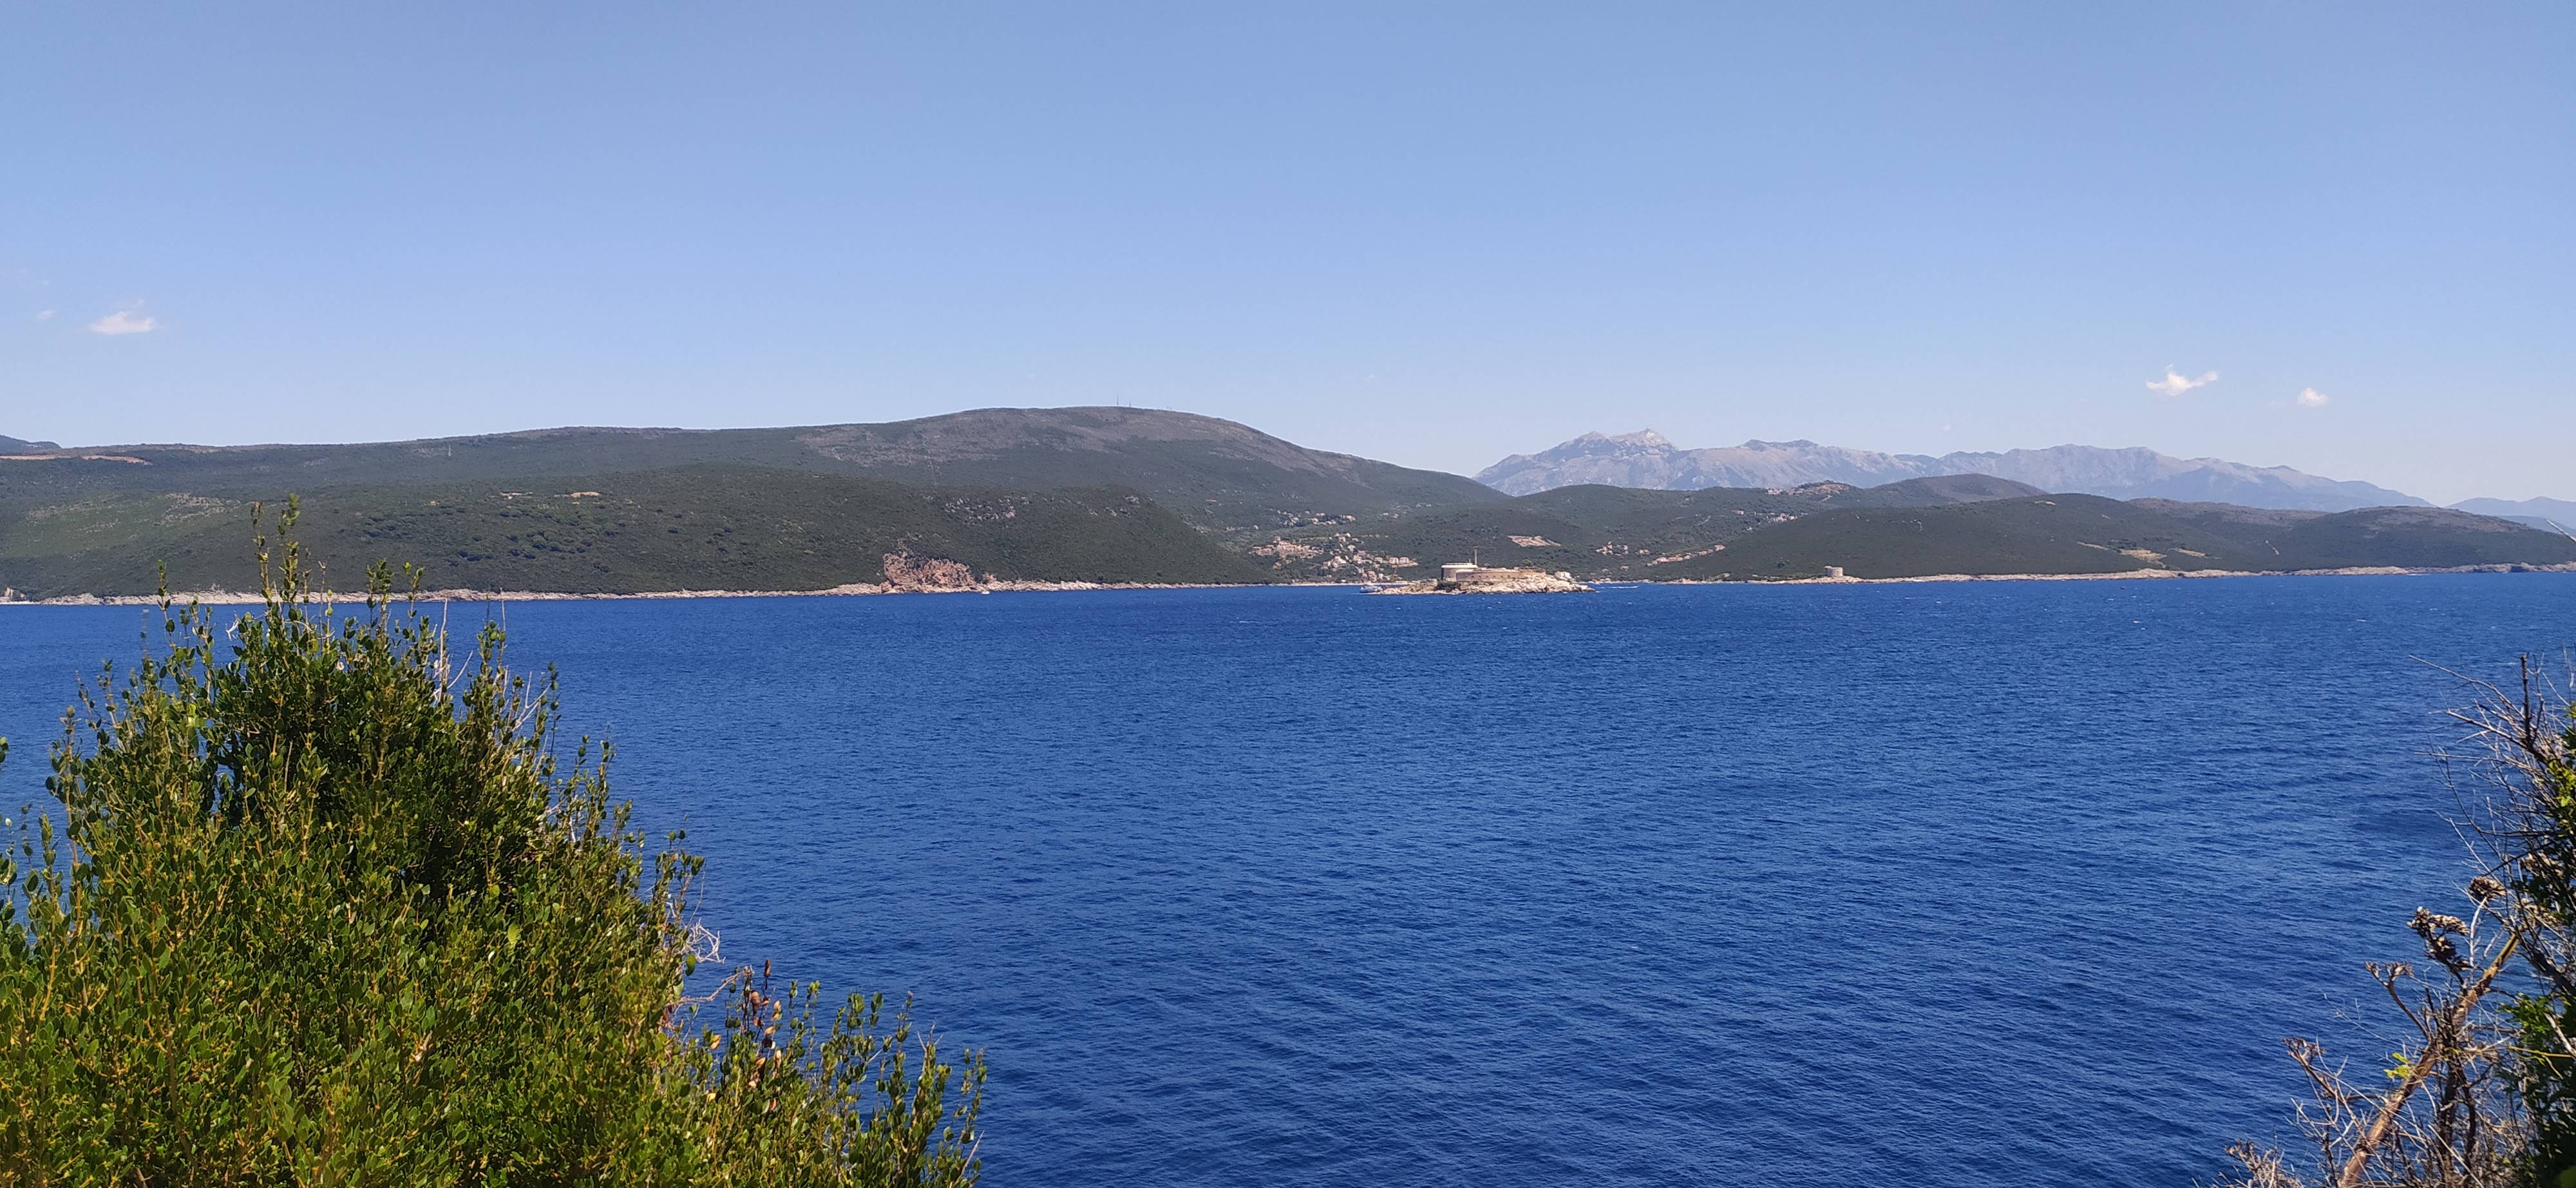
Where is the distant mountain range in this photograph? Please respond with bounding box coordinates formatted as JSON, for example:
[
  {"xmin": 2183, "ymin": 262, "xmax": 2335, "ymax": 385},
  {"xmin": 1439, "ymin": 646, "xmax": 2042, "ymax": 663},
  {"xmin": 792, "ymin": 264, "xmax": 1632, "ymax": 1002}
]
[
  {"xmin": 4, "ymin": 409, "xmax": 2570, "ymax": 598},
  {"xmin": 1477, "ymin": 431, "xmax": 2441, "ymax": 512},
  {"xmin": 2453, "ymin": 496, "xmax": 2576, "ymax": 533}
]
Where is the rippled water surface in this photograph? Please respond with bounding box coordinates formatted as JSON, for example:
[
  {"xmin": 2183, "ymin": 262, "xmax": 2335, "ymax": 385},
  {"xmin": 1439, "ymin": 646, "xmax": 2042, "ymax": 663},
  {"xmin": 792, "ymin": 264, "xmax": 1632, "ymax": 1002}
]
[{"xmin": 7, "ymin": 577, "xmax": 2575, "ymax": 1185}]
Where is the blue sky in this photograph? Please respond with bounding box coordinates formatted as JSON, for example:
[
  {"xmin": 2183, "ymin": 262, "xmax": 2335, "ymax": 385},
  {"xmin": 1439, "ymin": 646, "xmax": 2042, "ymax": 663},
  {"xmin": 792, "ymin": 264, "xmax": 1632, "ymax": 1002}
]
[{"xmin": 5, "ymin": 3, "xmax": 2568, "ymax": 503}]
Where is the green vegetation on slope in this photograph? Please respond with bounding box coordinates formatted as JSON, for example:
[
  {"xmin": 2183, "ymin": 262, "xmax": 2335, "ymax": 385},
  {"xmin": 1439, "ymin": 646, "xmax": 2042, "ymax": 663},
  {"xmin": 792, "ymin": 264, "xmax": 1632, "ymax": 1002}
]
[
  {"xmin": 1654, "ymin": 496, "xmax": 2576, "ymax": 579},
  {"xmin": 0, "ymin": 465, "xmax": 1266, "ymax": 599},
  {"xmin": 0, "ymin": 541, "xmax": 983, "ymax": 1183},
  {"xmin": 0, "ymin": 407, "xmax": 1500, "ymax": 533}
]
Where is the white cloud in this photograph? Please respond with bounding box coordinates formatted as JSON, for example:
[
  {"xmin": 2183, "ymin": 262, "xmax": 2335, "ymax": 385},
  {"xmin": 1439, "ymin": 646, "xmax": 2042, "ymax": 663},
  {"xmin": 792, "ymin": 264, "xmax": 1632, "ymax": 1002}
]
[
  {"xmin": 87, "ymin": 310, "xmax": 158, "ymax": 336},
  {"xmin": 2145, "ymin": 367, "xmax": 2218, "ymax": 397},
  {"xmin": 2294, "ymin": 387, "xmax": 2329, "ymax": 408},
  {"xmin": 33, "ymin": 309, "xmax": 53, "ymax": 321}
]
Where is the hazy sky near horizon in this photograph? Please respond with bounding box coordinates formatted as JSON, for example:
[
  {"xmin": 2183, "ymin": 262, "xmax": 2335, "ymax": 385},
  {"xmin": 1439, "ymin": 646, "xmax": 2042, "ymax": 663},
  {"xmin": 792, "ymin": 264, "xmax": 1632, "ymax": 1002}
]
[{"xmin": 5, "ymin": 4, "xmax": 2570, "ymax": 503}]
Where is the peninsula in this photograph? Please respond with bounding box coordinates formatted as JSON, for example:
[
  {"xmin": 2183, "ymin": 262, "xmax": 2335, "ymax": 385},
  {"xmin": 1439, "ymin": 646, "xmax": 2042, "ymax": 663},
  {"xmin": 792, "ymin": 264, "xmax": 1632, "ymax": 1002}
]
[{"xmin": 5, "ymin": 408, "xmax": 2571, "ymax": 600}]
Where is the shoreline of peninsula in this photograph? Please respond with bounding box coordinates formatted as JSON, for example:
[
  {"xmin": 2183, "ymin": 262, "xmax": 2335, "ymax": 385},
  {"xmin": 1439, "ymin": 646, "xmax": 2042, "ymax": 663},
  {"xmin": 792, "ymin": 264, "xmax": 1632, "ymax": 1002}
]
[{"xmin": 8, "ymin": 561, "xmax": 2572, "ymax": 607}]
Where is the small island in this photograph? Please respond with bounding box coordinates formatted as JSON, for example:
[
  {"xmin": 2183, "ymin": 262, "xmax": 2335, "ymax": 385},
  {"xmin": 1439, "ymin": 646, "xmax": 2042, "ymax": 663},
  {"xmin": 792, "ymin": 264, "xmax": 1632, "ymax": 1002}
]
[{"xmin": 1373, "ymin": 561, "xmax": 1593, "ymax": 595}]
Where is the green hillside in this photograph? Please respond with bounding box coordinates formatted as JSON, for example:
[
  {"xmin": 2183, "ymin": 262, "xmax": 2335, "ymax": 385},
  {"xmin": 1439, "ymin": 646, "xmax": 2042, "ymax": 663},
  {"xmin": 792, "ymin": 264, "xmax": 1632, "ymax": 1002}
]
[
  {"xmin": 1652, "ymin": 496, "xmax": 2576, "ymax": 579},
  {"xmin": 0, "ymin": 466, "xmax": 1264, "ymax": 599},
  {"xmin": 0, "ymin": 407, "xmax": 1498, "ymax": 533}
]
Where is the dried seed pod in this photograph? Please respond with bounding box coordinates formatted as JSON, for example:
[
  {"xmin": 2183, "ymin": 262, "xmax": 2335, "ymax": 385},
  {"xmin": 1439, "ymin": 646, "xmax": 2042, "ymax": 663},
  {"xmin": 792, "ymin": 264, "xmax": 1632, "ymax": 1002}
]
[
  {"xmin": 2410, "ymin": 906, "xmax": 2468, "ymax": 939},
  {"xmin": 2423, "ymin": 934, "xmax": 2470, "ymax": 976}
]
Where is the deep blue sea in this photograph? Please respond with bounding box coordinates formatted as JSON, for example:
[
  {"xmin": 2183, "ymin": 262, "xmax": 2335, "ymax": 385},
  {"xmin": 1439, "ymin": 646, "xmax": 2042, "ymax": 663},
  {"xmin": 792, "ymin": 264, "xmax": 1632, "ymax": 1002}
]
[{"xmin": 6, "ymin": 576, "xmax": 2575, "ymax": 1185}]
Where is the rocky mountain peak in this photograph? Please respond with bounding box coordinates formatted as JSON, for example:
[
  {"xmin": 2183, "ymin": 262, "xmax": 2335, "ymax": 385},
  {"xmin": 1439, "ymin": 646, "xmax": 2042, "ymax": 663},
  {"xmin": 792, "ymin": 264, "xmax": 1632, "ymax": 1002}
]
[
  {"xmin": 1560, "ymin": 429, "xmax": 1672, "ymax": 452},
  {"xmin": 1477, "ymin": 431, "xmax": 2432, "ymax": 512}
]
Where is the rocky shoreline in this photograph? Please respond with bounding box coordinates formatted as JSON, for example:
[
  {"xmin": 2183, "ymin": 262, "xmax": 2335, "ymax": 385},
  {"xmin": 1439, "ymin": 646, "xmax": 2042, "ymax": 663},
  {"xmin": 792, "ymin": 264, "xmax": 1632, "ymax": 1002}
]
[
  {"xmin": 1369, "ymin": 573, "xmax": 1595, "ymax": 595},
  {"xmin": 6, "ymin": 562, "xmax": 2570, "ymax": 608}
]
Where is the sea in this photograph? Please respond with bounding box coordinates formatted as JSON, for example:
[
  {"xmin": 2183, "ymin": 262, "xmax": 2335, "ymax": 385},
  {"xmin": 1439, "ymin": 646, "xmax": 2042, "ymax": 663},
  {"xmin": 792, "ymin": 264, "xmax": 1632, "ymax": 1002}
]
[{"xmin": 6, "ymin": 575, "xmax": 2573, "ymax": 1186}]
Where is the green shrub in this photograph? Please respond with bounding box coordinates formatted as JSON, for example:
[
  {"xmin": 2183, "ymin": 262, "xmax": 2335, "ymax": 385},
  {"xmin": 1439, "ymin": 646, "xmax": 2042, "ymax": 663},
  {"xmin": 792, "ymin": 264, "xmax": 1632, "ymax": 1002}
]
[{"xmin": 0, "ymin": 512, "xmax": 983, "ymax": 1185}]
